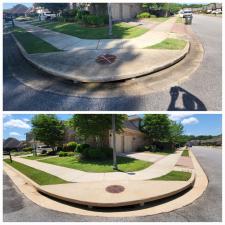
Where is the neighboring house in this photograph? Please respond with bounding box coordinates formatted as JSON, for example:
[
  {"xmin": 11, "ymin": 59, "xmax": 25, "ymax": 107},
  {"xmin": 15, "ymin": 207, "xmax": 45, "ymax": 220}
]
[{"xmin": 3, "ymin": 137, "xmax": 22, "ymax": 151}]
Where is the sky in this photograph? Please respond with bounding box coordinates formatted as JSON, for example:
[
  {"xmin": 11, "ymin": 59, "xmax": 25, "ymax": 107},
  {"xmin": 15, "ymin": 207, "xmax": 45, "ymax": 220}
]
[
  {"xmin": 3, "ymin": 3, "xmax": 33, "ymax": 9},
  {"xmin": 3, "ymin": 114, "xmax": 222, "ymax": 140}
]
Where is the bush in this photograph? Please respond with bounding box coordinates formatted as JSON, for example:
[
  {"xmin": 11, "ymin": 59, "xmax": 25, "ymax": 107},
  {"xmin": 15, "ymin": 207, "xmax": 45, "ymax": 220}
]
[
  {"xmin": 47, "ymin": 151, "xmax": 57, "ymax": 156},
  {"xmin": 57, "ymin": 16, "xmax": 65, "ymax": 22},
  {"xmin": 76, "ymin": 143, "xmax": 90, "ymax": 153},
  {"xmin": 22, "ymin": 147, "xmax": 33, "ymax": 152},
  {"xmin": 82, "ymin": 15, "xmax": 108, "ymax": 26},
  {"xmin": 79, "ymin": 147, "xmax": 113, "ymax": 160},
  {"xmin": 75, "ymin": 10, "xmax": 90, "ymax": 22},
  {"xmin": 63, "ymin": 142, "xmax": 77, "ymax": 152},
  {"xmin": 67, "ymin": 152, "xmax": 75, "ymax": 156},
  {"xmin": 136, "ymin": 147, "xmax": 145, "ymax": 152},
  {"xmin": 136, "ymin": 12, "xmax": 151, "ymax": 19},
  {"xmin": 59, "ymin": 151, "xmax": 68, "ymax": 157}
]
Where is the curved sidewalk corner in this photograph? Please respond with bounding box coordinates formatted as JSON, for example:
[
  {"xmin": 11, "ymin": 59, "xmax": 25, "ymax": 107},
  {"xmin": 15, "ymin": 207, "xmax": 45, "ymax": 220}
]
[
  {"xmin": 11, "ymin": 151, "xmax": 184, "ymax": 183},
  {"xmin": 14, "ymin": 17, "xmax": 177, "ymax": 50}
]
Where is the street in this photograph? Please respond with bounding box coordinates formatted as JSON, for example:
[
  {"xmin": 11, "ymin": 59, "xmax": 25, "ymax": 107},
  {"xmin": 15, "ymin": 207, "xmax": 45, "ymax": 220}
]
[
  {"xmin": 3, "ymin": 146, "xmax": 222, "ymax": 222},
  {"xmin": 3, "ymin": 15, "xmax": 222, "ymax": 111}
]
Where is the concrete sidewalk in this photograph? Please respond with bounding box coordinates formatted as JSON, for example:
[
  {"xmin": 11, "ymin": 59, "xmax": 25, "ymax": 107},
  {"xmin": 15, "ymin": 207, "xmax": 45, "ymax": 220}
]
[
  {"xmin": 12, "ymin": 151, "xmax": 184, "ymax": 183},
  {"xmin": 15, "ymin": 17, "xmax": 177, "ymax": 50}
]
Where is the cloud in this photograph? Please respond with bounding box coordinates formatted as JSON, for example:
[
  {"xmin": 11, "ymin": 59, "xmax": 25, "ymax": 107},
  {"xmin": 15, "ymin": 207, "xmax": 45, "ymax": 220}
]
[
  {"xmin": 168, "ymin": 113, "xmax": 193, "ymax": 121},
  {"xmin": 4, "ymin": 119, "xmax": 31, "ymax": 129},
  {"xmin": 23, "ymin": 118, "xmax": 30, "ymax": 122},
  {"xmin": 3, "ymin": 114, "xmax": 12, "ymax": 119},
  {"xmin": 181, "ymin": 117, "xmax": 199, "ymax": 125},
  {"xmin": 9, "ymin": 132, "xmax": 21, "ymax": 137}
]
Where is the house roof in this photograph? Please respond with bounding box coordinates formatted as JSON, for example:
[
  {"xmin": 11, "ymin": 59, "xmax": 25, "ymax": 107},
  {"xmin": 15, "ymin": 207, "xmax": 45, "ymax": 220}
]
[
  {"xmin": 8, "ymin": 4, "xmax": 28, "ymax": 14},
  {"xmin": 3, "ymin": 138, "xmax": 21, "ymax": 148}
]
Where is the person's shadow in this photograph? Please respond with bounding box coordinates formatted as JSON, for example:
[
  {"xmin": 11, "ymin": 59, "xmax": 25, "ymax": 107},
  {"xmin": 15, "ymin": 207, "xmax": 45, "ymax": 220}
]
[{"xmin": 168, "ymin": 86, "xmax": 207, "ymax": 111}]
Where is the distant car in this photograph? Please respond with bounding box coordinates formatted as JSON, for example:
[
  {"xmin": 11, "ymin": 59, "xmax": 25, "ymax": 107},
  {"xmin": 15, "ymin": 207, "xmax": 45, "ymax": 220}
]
[
  {"xmin": 37, "ymin": 145, "xmax": 52, "ymax": 154},
  {"xmin": 211, "ymin": 9, "xmax": 222, "ymax": 15},
  {"xmin": 182, "ymin": 10, "xmax": 193, "ymax": 18}
]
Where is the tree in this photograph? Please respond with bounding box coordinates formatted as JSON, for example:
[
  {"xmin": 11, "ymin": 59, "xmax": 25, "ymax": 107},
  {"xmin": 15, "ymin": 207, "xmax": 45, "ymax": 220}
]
[
  {"xmin": 31, "ymin": 114, "xmax": 64, "ymax": 151},
  {"xmin": 33, "ymin": 3, "xmax": 68, "ymax": 14},
  {"xmin": 168, "ymin": 121, "xmax": 184, "ymax": 147},
  {"xmin": 140, "ymin": 114, "xmax": 171, "ymax": 143},
  {"xmin": 69, "ymin": 114, "xmax": 127, "ymax": 147}
]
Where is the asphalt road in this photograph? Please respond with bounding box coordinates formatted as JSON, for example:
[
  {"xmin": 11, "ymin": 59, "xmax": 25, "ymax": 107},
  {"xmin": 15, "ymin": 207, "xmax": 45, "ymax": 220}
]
[
  {"xmin": 3, "ymin": 146, "xmax": 222, "ymax": 222},
  {"xmin": 3, "ymin": 15, "xmax": 222, "ymax": 111}
]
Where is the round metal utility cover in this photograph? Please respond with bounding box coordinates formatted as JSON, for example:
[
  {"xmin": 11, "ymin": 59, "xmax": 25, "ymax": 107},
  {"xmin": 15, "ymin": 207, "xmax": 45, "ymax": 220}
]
[
  {"xmin": 96, "ymin": 54, "xmax": 116, "ymax": 65},
  {"xmin": 105, "ymin": 185, "xmax": 125, "ymax": 193}
]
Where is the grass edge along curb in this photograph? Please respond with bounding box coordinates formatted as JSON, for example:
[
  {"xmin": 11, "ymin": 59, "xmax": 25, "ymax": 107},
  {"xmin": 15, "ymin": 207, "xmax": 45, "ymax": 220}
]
[
  {"xmin": 12, "ymin": 26, "xmax": 60, "ymax": 54},
  {"xmin": 182, "ymin": 149, "xmax": 190, "ymax": 157},
  {"xmin": 152, "ymin": 170, "xmax": 192, "ymax": 181},
  {"xmin": 146, "ymin": 38, "xmax": 187, "ymax": 50},
  {"xmin": 4, "ymin": 159, "xmax": 68, "ymax": 185}
]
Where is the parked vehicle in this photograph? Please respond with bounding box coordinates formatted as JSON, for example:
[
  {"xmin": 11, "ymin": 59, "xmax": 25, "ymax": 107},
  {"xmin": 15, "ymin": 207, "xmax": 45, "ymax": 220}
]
[
  {"xmin": 37, "ymin": 145, "xmax": 52, "ymax": 154},
  {"xmin": 179, "ymin": 9, "xmax": 193, "ymax": 18}
]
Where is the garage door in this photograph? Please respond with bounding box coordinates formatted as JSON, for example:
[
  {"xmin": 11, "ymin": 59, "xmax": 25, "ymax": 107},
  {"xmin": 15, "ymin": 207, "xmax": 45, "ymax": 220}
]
[
  {"xmin": 110, "ymin": 134, "xmax": 123, "ymax": 153},
  {"xmin": 124, "ymin": 136, "xmax": 133, "ymax": 152}
]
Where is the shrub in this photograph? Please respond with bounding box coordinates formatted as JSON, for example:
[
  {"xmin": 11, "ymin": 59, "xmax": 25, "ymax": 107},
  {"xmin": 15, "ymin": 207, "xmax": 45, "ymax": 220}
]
[
  {"xmin": 59, "ymin": 151, "xmax": 68, "ymax": 157},
  {"xmin": 47, "ymin": 151, "xmax": 57, "ymax": 156},
  {"xmin": 67, "ymin": 152, "xmax": 75, "ymax": 156},
  {"xmin": 63, "ymin": 142, "xmax": 77, "ymax": 152},
  {"xmin": 57, "ymin": 16, "xmax": 65, "ymax": 22},
  {"xmin": 136, "ymin": 147, "xmax": 145, "ymax": 152},
  {"xmin": 79, "ymin": 147, "xmax": 113, "ymax": 160},
  {"xmin": 75, "ymin": 10, "xmax": 89, "ymax": 22},
  {"xmin": 76, "ymin": 143, "xmax": 90, "ymax": 153},
  {"xmin": 22, "ymin": 147, "xmax": 33, "ymax": 152},
  {"xmin": 136, "ymin": 12, "xmax": 151, "ymax": 19},
  {"xmin": 82, "ymin": 15, "xmax": 108, "ymax": 26}
]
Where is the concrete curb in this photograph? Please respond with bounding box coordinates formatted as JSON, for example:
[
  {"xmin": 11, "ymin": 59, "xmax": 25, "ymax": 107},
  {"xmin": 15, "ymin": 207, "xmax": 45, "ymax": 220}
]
[
  {"xmin": 11, "ymin": 32, "xmax": 190, "ymax": 83},
  {"xmin": 3, "ymin": 149, "xmax": 208, "ymax": 217}
]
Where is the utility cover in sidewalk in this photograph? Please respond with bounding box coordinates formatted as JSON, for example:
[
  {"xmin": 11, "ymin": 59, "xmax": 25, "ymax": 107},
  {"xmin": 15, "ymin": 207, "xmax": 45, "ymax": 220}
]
[
  {"xmin": 96, "ymin": 54, "xmax": 116, "ymax": 65},
  {"xmin": 106, "ymin": 185, "xmax": 125, "ymax": 193}
]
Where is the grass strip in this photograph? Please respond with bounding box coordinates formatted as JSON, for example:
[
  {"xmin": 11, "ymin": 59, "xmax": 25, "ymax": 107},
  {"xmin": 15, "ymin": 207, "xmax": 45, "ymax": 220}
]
[
  {"xmin": 147, "ymin": 38, "xmax": 187, "ymax": 50},
  {"xmin": 4, "ymin": 159, "xmax": 68, "ymax": 185},
  {"xmin": 181, "ymin": 150, "xmax": 189, "ymax": 157},
  {"xmin": 12, "ymin": 27, "xmax": 60, "ymax": 54},
  {"xmin": 152, "ymin": 170, "xmax": 192, "ymax": 181},
  {"xmin": 40, "ymin": 156, "xmax": 152, "ymax": 173}
]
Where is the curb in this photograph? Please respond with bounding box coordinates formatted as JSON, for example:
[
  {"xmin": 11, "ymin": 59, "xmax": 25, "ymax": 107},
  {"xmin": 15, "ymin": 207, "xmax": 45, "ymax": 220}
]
[{"xmin": 11, "ymin": 32, "xmax": 190, "ymax": 83}]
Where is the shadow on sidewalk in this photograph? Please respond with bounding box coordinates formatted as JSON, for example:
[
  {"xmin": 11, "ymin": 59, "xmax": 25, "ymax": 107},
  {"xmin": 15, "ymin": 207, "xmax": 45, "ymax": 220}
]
[{"xmin": 168, "ymin": 86, "xmax": 207, "ymax": 111}]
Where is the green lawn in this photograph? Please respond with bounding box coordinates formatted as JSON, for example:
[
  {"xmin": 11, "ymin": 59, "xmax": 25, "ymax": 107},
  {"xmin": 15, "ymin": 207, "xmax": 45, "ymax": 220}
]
[
  {"xmin": 11, "ymin": 151, "xmax": 32, "ymax": 156},
  {"xmin": 4, "ymin": 159, "xmax": 68, "ymax": 185},
  {"xmin": 12, "ymin": 27, "xmax": 60, "ymax": 54},
  {"xmin": 152, "ymin": 170, "xmax": 192, "ymax": 181},
  {"xmin": 181, "ymin": 150, "xmax": 189, "ymax": 157},
  {"xmin": 147, "ymin": 38, "xmax": 187, "ymax": 50},
  {"xmin": 35, "ymin": 21, "xmax": 148, "ymax": 39},
  {"xmin": 24, "ymin": 155, "xmax": 51, "ymax": 160},
  {"xmin": 39, "ymin": 156, "xmax": 152, "ymax": 173}
]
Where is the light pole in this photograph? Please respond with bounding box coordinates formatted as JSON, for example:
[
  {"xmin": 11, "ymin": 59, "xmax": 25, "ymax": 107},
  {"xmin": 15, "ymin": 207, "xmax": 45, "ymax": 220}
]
[
  {"xmin": 112, "ymin": 114, "xmax": 117, "ymax": 170},
  {"xmin": 107, "ymin": 3, "xmax": 112, "ymax": 36}
]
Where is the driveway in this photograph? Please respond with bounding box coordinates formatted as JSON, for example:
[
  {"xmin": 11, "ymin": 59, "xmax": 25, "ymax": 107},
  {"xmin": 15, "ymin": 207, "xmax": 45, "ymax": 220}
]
[
  {"xmin": 3, "ymin": 146, "xmax": 222, "ymax": 221},
  {"xmin": 3, "ymin": 15, "xmax": 222, "ymax": 111}
]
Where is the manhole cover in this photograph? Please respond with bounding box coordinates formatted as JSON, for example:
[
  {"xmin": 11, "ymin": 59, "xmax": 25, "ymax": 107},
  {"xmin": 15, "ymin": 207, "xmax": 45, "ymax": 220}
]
[
  {"xmin": 105, "ymin": 185, "xmax": 125, "ymax": 193},
  {"xmin": 96, "ymin": 54, "xmax": 116, "ymax": 64}
]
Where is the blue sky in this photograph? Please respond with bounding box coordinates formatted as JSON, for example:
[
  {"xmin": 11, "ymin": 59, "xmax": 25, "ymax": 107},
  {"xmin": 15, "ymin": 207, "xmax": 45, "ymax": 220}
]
[
  {"xmin": 3, "ymin": 114, "xmax": 222, "ymax": 140},
  {"xmin": 3, "ymin": 3, "xmax": 33, "ymax": 9}
]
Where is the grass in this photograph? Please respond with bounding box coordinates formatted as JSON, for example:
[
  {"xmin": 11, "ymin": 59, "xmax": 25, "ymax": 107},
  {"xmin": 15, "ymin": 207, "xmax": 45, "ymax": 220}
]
[
  {"xmin": 147, "ymin": 38, "xmax": 187, "ymax": 50},
  {"xmin": 11, "ymin": 151, "xmax": 32, "ymax": 156},
  {"xmin": 4, "ymin": 159, "xmax": 68, "ymax": 185},
  {"xmin": 181, "ymin": 150, "xmax": 189, "ymax": 157},
  {"xmin": 152, "ymin": 170, "xmax": 192, "ymax": 181},
  {"xmin": 24, "ymin": 155, "xmax": 51, "ymax": 160},
  {"xmin": 39, "ymin": 156, "xmax": 152, "ymax": 173},
  {"xmin": 12, "ymin": 27, "xmax": 60, "ymax": 54},
  {"xmin": 34, "ymin": 21, "xmax": 148, "ymax": 39}
]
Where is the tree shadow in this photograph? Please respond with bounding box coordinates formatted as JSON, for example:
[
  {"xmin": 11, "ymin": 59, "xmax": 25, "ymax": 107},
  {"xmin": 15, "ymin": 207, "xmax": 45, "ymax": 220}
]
[{"xmin": 168, "ymin": 86, "xmax": 207, "ymax": 111}]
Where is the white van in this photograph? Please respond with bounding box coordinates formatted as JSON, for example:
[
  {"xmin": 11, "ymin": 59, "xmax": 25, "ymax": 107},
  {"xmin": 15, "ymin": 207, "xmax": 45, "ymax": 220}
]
[{"xmin": 37, "ymin": 145, "xmax": 52, "ymax": 154}]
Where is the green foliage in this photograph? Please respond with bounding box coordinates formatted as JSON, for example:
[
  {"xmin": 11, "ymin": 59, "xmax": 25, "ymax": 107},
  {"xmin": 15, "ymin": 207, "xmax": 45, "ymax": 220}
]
[
  {"xmin": 141, "ymin": 114, "xmax": 171, "ymax": 142},
  {"xmin": 76, "ymin": 143, "xmax": 90, "ymax": 154},
  {"xmin": 168, "ymin": 121, "xmax": 184, "ymax": 144},
  {"xmin": 136, "ymin": 12, "xmax": 151, "ymax": 19},
  {"xmin": 31, "ymin": 115, "xmax": 64, "ymax": 149},
  {"xmin": 22, "ymin": 147, "xmax": 33, "ymax": 152},
  {"xmin": 33, "ymin": 3, "xmax": 68, "ymax": 13},
  {"xmin": 82, "ymin": 15, "xmax": 108, "ymax": 26},
  {"xmin": 59, "ymin": 151, "xmax": 68, "ymax": 157},
  {"xmin": 181, "ymin": 150, "xmax": 189, "ymax": 157},
  {"xmin": 152, "ymin": 170, "xmax": 191, "ymax": 181},
  {"xmin": 63, "ymin": 141, "xmax": 77, "ymax": 152},
  {"xmin": 69, "ymin": 114, "xmax": 128, "ymax": 147}
]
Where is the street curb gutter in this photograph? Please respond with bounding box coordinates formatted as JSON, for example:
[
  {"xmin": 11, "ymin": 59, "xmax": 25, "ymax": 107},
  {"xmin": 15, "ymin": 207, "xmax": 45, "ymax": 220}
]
[
  {"xmin": 11, "ymin": 32, "xmax": 190, "ymax": 83},
  {"xmin": 3, "ymin": 150, "xmax": 208, "ymax": 218}
]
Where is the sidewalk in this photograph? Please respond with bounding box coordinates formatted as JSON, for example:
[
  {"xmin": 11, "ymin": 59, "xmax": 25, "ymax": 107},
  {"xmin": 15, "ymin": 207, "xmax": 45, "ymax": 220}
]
[
  {"xmin": 15, "ymin": 17, "xmax": 177, "ymax": 50},
  {"xmin": 12, "ymin": 151, "xmax": 184, "ymax": 183}
]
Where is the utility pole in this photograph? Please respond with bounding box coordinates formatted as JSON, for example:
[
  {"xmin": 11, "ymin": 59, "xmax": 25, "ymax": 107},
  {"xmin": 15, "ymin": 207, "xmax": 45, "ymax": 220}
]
[
  {"xmin": 107, "ymin": 3, "xmax": 112, "ymax": 36},
  {"xmin": 112, "ymin": 114, "xmax": 117, "ymax": 170}
]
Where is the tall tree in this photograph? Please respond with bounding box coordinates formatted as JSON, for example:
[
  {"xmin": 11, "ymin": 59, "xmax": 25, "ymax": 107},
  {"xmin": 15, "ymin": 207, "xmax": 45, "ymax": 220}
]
[
  {"xmin": 140, "ymin": 114, "xmax": 171, "ymax": 143},
  {"xmin": 69, "ymin": 114, "xmax": 127, "ymax": 147},
  {"xmin": 31, "ymin": 114, "xmax": 64, "ymax": 151},
  {"xmin": 168, "ymin": 121, "xmax": 184, "ymax": 147},
  {"xmin": 33, "ymin": 3, "xmax": 68, "ymax": 13}
]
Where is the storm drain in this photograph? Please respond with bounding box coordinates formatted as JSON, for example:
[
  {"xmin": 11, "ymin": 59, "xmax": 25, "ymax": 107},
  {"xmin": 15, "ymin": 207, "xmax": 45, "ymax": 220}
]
[
  {"xmin": 105, "ymin": 185, "xmax": 125, "ymax": 193},
  {"xmin": 96, "ymin": 54, "xmax": 116, "ymax": 64}
]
